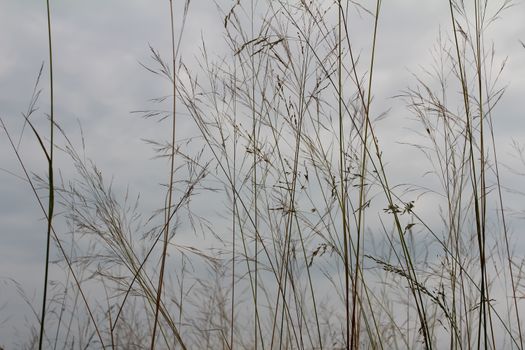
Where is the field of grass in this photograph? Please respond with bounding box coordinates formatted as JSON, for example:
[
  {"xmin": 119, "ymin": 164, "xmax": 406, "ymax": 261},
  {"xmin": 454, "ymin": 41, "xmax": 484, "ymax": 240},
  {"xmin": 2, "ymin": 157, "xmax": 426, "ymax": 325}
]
[{"xmin": 1, "ymin": 0, "xmax": 525, "ymax": 349}]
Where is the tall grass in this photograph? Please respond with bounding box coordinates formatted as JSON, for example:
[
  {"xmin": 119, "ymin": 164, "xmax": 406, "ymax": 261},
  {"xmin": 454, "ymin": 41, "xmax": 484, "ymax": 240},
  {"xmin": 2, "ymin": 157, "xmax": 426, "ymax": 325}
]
[
  {"xmin": 2, "ymin": 0, "xmax": 524, "ymax": 349},
  {"xmin": 39, "ymin": 1, "xmax": 54, "ymax": 349}
]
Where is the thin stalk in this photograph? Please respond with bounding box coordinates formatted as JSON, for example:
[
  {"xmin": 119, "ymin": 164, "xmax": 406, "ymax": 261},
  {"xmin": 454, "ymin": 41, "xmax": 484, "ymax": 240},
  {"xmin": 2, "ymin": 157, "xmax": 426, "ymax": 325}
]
[
  {"xmin": 39, "ymin": 1, "xmax": 54, "ymax": 348},
  {"xmin": 337, "ymin": 3, "xmax": 350, "ymax": 349},
  {"xmin": 485, "ymin": 68, "xmax": 524, "ymax": 350},
  {"xmin": 447, "ymin": 2, "xmax": 476, "ymax": 346},
  {"xmin": 151, "ymin": 0, "xmax": 178, "ymax": 348},
  {"xmin": 473, "ymin": 1, "xmax": 495, "ymax": 349},
  {"xmin": 248, "ymin": 1, "xmax": 263, "ymax": 348},
  {"xmin": 352, "ymin": 2, "xmax": 381, "ymax": 349},
  {"xmin": 277, "ymin": 45, "xmax": 315, "ymax": 350},
  {"xmin": 230, "ymin": 57, "xmax": 238, "ymax": 350}
]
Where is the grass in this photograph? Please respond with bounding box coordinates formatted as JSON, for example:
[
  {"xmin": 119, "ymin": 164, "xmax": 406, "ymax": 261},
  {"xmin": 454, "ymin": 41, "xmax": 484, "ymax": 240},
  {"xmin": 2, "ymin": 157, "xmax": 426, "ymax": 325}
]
[
  {"xmin": 39, "ymin": 1, "xmax": 55, "ymax": 348},
  {"xmin": 1, "ymin": 0, "xmax": 524, "ymax": 349}
]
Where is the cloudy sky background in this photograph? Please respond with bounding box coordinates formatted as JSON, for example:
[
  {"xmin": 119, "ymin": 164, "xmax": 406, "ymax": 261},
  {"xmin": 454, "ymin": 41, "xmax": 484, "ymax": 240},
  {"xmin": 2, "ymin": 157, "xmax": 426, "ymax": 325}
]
[{"xmin": 1, "ymin": 0, "xmax": 525, "ymax": 347}]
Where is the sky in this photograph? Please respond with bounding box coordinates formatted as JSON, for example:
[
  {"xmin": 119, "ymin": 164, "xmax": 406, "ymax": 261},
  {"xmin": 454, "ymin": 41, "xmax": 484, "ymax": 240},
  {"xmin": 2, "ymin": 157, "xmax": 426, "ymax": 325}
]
[{"xmin": 1, "ymin": 1, "xmax": 525, "ymax": 348}]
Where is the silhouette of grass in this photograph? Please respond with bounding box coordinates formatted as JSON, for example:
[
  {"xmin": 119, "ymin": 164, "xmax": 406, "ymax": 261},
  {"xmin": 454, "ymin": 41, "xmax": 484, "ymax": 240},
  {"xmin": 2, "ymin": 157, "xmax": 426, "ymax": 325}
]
[{"xmin": 2, "ymin": 1, "xmax": 524, "ymax": 349}]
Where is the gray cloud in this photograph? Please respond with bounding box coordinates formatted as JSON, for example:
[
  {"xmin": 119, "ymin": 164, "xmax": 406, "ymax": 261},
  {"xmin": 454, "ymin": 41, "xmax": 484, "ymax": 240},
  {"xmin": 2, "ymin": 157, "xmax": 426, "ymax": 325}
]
[{"xmin": 1, "ymin": 0, "xmax": 525, "ymax": 347}]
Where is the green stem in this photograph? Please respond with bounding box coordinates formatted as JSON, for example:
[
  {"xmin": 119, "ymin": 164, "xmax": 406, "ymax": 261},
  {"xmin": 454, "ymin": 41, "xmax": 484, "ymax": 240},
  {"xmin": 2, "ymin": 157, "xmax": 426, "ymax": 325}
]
[{"xmin": 39, "ymin": 1, "xmax": 54, "ymax": 349}]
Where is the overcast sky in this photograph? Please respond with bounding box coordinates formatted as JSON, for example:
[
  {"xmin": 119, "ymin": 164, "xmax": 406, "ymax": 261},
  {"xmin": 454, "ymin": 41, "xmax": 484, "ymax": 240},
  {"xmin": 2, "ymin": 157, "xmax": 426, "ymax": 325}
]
[{"xmin": 1, "ymin": 1, "xmax": 524, "ymax": 348}]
